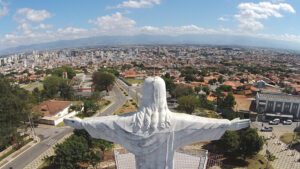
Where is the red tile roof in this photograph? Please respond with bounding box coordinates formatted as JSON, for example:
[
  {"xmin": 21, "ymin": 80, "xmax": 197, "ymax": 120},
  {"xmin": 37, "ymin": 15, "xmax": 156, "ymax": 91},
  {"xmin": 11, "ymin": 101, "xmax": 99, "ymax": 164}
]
[{"xmin": 37, "ymin": 100, "xmax": 72, "ymax": 117}]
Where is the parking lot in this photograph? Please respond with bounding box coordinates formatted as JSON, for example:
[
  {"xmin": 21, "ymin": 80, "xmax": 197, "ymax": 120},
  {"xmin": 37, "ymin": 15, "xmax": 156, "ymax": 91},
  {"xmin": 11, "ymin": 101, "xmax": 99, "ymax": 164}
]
[{"xmin": 252, "ymin": 121, "xmax": 300, "ymax": 134}]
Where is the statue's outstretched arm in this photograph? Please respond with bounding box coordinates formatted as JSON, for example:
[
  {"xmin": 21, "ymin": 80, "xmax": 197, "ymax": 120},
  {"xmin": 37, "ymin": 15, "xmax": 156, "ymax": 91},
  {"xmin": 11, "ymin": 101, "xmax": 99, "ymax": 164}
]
[
  {"xmin": 64, "ymin": 117, "xmax": 84, "ymax": 129},
  {"xmin": 173, "ymin": 114, "xmax": 250, "ymax": 148},
  {"xmin": 228, "ymin": 118, "xmax": 250, "ymax": 131},
  {"xmin": 64, "ymin": 116, "xmax": 121, "ymax": 143}
]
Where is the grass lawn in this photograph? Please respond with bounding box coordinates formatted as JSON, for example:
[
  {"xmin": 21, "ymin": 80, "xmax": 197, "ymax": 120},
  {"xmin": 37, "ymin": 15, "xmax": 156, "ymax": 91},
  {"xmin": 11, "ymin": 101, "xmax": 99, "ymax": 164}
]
[
  {"xmin": 125, "ymin": 78, "xmax": 144, "ymax": 84},
  {"xmin": 280, "ymin": 133, "xmax": 300, "ymax": 144},
  {"xmin": 114, "ymin": 100, "xmax": 138, "ymax": 115}
]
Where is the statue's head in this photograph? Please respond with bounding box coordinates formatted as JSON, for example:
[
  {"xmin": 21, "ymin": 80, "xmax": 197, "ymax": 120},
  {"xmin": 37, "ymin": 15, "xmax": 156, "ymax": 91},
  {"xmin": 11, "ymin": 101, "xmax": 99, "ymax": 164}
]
[{"xmin": 133, "ymin": 76, "xmax": 171, "ymax": 133}]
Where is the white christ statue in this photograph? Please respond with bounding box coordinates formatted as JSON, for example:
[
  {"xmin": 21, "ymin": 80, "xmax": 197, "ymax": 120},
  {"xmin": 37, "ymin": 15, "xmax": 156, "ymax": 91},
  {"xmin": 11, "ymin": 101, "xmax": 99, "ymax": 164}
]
[{"xmin": 64, "ymin": 76, "xmax": 250, "ymax": 169}]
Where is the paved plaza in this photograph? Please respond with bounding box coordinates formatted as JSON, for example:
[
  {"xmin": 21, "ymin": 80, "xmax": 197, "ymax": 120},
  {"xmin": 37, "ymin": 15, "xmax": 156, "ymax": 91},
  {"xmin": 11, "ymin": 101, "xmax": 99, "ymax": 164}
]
[{"xmin": 252, "ymin": 122, "xmax": 300, "ymax": 169}]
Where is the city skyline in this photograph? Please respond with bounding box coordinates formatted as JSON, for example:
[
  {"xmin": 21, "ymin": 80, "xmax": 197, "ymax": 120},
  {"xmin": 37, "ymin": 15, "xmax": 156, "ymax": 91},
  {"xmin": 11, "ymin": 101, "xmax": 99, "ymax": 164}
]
[{"xmin": 0, "ymin": 0, "xmax": 299, "ymax": 51}]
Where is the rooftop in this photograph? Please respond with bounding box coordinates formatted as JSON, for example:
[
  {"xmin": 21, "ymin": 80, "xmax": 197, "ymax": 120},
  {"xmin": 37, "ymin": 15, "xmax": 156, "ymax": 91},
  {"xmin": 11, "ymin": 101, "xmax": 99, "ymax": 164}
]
[
  {"xmin": 37, "ymin": 100, "xmax": 72, "ymax": 117},
  {"xmin": 257, "ymin": 93, "xmax": 300, "ymax": 102}
]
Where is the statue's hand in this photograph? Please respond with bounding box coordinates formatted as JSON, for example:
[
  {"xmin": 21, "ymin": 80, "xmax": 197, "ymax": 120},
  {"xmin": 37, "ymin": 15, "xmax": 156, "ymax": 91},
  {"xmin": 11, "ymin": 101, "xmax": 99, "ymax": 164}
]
[
  {"xmin": 64, "ymin": 117, "xmax": 84, "ymax": 129},
  {"xmin": 229, "ymin": 118, "xmax": 250, "ymax": 131}
]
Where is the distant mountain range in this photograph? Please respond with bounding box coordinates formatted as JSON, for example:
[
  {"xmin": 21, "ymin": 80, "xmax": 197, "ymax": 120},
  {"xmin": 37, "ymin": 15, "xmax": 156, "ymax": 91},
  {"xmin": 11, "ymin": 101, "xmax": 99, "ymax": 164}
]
[{"xmin": 0, "ymin": 34, "xmax": 299, "ymax": 55}]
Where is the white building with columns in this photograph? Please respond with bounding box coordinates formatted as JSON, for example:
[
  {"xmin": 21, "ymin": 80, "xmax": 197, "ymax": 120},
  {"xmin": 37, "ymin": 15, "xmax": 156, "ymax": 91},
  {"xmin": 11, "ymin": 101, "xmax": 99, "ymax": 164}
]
[{"xmin": 256, "ymin": 93, "xmax": 300, "ymax": 120}]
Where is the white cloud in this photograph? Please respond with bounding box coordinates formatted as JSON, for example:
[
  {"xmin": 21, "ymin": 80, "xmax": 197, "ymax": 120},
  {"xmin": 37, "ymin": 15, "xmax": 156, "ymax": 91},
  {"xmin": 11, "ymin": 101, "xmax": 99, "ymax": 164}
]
[
  {"xmin": 218, "ymin": 17, "xmax": 228, "ymax": 21},
  {"xmin": 14, "ymin": 8, "xmax": 52, "ymax": 22},
  {"xmin": 271, "ymin": 0, "xmax": 285, "ymax": 3},
  {"xmin": 235, "ymin": 2, "xmax": 295, "ymax": 32},
  {"xmin": 17, "ymin": 23, "xmax": 53, "ymax": 34},
  {"xmin": 0, "ymin": 27, "xmax": 91, "ymax": 48},
  {"xmin": 88, "ymin": 12, "xmax": 137, "ymax": 35},
  {"xmin": 2, "ymin": 12, "xmax": 300, "ymax": 51},
  {"xmin": 57, "ymin": 27, "xmax": 87, "ymax": 34},
  {"xmin": 108, "ymin": 0, "xmax": 160, "ymax": 9},
  {"xmin": 0, "ymin": 0, "xmax": 8, "ymax": 18}
]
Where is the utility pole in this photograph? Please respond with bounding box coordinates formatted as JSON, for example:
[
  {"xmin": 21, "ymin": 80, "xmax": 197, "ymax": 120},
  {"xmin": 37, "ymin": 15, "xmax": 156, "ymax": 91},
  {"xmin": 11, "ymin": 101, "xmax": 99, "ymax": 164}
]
[{"xmin": 28, "ymin": 114, "xmax": 37, "ymax": 142}]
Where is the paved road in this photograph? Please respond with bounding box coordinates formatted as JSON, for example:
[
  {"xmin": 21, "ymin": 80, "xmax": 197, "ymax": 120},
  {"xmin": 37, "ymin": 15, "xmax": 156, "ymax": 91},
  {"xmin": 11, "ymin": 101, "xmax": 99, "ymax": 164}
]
[
  {"xmin": 1, "ymin": 84, "xmax": 125, "ymax": 169},
  {"xmin": 116, "ymin": 78, "xmax": 178, "ymax": 111},
  {"xmin": 1, "ymin": 127, "xmax": 73, "ymax": 169},
  {"xmin": 117, "ymin": 79, "xmax": 142, "ymax": 103},
  {"xmin": 97, "ymin": 84, "xmax": 127, "ymax": 116}
]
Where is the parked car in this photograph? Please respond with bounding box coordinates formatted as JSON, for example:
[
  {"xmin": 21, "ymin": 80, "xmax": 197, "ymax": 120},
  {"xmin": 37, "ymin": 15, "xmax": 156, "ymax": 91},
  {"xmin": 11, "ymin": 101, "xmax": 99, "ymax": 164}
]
[
  {"xmin": 261, "ymin": 126, "xmax": 273, "ymax": 132},
  {"xmin": 283, "ymin": 120, "xmax": 292, "ymax": 125},
  {"xmin": 269, "ymin": 118, "xmax": 280, "ymax": 125}
]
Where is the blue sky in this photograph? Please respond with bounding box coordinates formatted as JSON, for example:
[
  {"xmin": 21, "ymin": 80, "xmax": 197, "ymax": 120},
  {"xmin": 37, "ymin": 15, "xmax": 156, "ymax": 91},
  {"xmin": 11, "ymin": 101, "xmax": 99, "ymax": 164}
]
[{"xmin": 0, "ymin": 0, "xmax": 299, "ymax": 50}]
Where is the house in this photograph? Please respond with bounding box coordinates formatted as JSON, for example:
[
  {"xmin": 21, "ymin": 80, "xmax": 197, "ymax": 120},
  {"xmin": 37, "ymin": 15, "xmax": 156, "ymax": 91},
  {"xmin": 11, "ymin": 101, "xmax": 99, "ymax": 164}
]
[
  {"xmin": 37, "ymin": 100, "xmax": 78, "ymax": 125},
  {"xmin": 223, "ymin": 81, "xmax": 243, "ymax": 90},
  {"xmin": 124, "ymin": 70, "xmax": 146, "ymax": 79}
]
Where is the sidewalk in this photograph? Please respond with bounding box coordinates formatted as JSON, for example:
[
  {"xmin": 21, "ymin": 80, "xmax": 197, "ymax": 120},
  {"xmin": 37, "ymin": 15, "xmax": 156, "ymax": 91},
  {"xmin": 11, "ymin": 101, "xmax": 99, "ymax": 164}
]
[{"xmin": 0, "ymin": 137, "xmax": 40, "ymax": 168}]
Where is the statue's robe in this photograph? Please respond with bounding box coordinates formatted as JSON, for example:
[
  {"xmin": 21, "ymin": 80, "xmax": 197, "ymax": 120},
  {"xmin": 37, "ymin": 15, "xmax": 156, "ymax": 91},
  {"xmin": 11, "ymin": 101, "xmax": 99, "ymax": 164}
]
[{"xmin": 80, "ymin": 112, "xmax": 232, "ymax": 169}]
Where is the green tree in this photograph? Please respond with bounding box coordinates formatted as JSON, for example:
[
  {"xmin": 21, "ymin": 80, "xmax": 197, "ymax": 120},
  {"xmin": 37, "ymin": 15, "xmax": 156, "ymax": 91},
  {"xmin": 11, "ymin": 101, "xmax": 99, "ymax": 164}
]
[
  {"xmin": 194, "ymin": 86, "xmax": 201, "ymax": 94},
  {"xmin": 239, "ymin": 128, "xmax": 264, "ymax": 159},
  {"xmin": 0, "ymin": 77, "xmax": 31, "ymax": 151},
  {"xmin": 215, "ymin": 131, "xmax": 240, "ymax": 157},
  {"xmin": 202, "ymin": 86, "xmax": 210, "ymax": 95},
  {"xmin": 164, "ymin": 73, "xmax": 171, "ymax": 79},
  {"xmin": 185, "ymin": 74, "xmax": 196, "ymax": 82},
  {"xmin": 170, "ymin": 85, "xmax": 195, "ymax": 98},
  {"xmin": 32, "ymin": 87, "xmax": 42, "ymax": 103},
  {"xmin": 59, "ymin": 81, "xmax": 74, "ymax": 100},
  {"xmin": 162, "ymin": 77, "xmax": 176, "ymax": 92},
  {"xmin": 73, "ymin": 129, "xmax": 113, "ymax": 151},
  {"xmin": 216, "ymin": 85, "xmax": 233, "ymax": 93},
  {"xmin": 52, "ymin": 65, "xmax": 76, "ymax": 79},
  {"xmin": 218, "ymin": 76, "xmax": 224, "ymax": 84},
  {"xmin": 198, "ymin": 94, "xmax": 215, "ymax": 110},
  {"xmin": 42, "ymin": 76, "xmax": 63, "ymax": 98},
  {"xmin": 83, "ymin": 100, "xmax": 99, "ymax": 117},
  {"xmin": 217, "ymin": 93, "xmax": 236, "ymax": 110},
  {"xmin": 91, "ymin": 91, "xmax": 102, "ymax": 102},
  {"xmin": 93, "ymin": 72, "xmax": 115, "ymax": 92},
  {"xmin": 52, "ymin": 135, "xmax": 92, "ymax": 169},
  {"xmin": 177, "ymin": 95, "xmax": 199, "ymax": 114}
]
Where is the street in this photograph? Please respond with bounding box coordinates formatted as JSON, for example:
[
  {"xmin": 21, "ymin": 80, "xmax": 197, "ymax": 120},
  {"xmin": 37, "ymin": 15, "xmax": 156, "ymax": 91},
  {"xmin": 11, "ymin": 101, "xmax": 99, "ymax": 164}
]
[{"xmin": 1, "ymin": 127, "xmax": 73, "ymax": 169}]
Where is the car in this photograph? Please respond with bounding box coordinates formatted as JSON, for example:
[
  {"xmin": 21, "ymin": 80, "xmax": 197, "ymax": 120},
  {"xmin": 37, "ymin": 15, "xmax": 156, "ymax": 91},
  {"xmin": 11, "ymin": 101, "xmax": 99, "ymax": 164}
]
[
  {"xmin": 283, "ymin": 120, "xmax": 292, "ymax": 125},
  {"xmin": 269, "ymin": 119, "xmax": 280, "ymax": 125},
  {"xmin": 261, "ymin": 126, "xmax": 273, "ymax": 132}
]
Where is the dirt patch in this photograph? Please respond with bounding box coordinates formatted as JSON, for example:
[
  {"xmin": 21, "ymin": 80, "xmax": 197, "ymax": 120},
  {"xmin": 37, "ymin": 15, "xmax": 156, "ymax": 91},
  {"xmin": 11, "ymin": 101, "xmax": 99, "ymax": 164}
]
[{"xmin": 234, "ymin": 96, "xmax": 252, "ymax": 111}]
